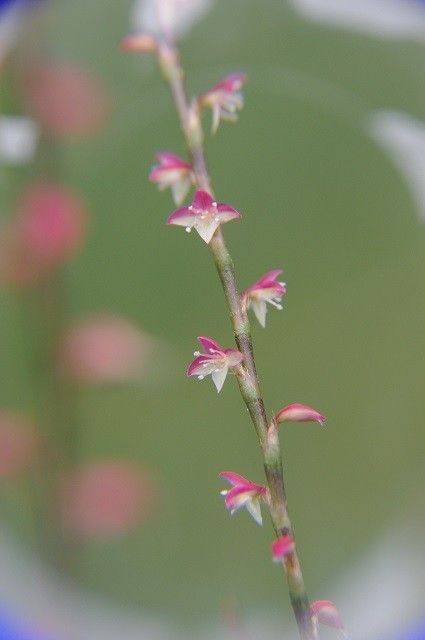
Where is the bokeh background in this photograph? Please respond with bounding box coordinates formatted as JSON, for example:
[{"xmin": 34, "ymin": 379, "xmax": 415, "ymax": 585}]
[{"xmin": 1, "ymin": 1, "xmax": 425, "ymax": 638}]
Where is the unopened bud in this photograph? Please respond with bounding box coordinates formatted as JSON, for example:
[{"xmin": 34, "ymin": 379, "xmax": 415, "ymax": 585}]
[
  {"xmin": 271, "ymin": 535, "xmax": 295, "ymax": 563},
  {"xmin": 274, "ymin": 403, "xmax": 325, "ymax": 426}
]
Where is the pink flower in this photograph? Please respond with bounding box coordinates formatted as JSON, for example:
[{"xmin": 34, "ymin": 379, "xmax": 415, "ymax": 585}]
[
  {"xmin": 149, "ymin": 151, "xmax": 194, "ymax": 205},
  {"xmin": 242, "ymin": 270, "xmax": 286, "ymax": 327},
  {"xmin": 187, "ymin": 336, "xmax": 243, "ymax": 392},
  {"xmin": 60, "ymin": 460, "xmax": 156, "ymax": 538},
  {"xmin": 59, "ymin": 315, "xmax": 153, "ymax": 385},
  {"xmin": 271, "ymin": 534, "xmax": 295, "ymax": 562},
  {"xmin": 167, "ymin": 190, "xmax": 241, "ymax": 243},
  {"xmin": 199, "ymin": 72, "xmax": 247, "ymax": 133},
  {"xmin": 219, "ymin": 471, "xmax": 268, "ymax": 526},
  {"xmin": 310, "ymin": 600, "xmax": 346, "ymax": 635},
  {"xmin": 274, "ymin": 403, "xmax": 326, "ymax": 426}
]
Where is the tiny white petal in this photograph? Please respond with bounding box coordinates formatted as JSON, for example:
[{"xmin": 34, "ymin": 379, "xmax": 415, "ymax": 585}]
[
  {"xmin": 245, "ymin": 498, "xmax": 263, "ymax": 526},
  {"xmin": 251, "ymin": 300, "xmax": 267, "ymax": 327},
  {"xmin": 211, "ymin": 366, "xmax": 228, "ymax": 392}
]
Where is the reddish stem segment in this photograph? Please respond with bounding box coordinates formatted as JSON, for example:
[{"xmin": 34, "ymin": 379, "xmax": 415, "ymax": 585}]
[{"xmin": 157, "ymin": 41, "xmax": 318, "ymax": 640}]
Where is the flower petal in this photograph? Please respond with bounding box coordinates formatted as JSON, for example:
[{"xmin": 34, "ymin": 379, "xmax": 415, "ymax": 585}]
[
  {"xmin": 245, "ymin": 497, "xmax": 263, "ymax": 526},
  {"xmin": 216, "ymin": 203, "xmax": 241, "ymax": 221},
  {"xmin": 171, "ymin": 177, "xmax": 192, "ymax": 206},
  {"xmin": 166, "ymin": 207, "xmax": 196, "ymax": 228},
  {"xmin": 219, "ymin": 471, "xmax": 251, "ymax": 486},
  {"xmin": 186, "ymin": 354, "xmax": 216, "ymax": 377},
  {"xmin": 156, "ymin": 151, "xmax": 190, "ymax": 168},
  {"xmin": 195, "ymin": 217, "xmax": 220, "ymax": 243},
  {"xmin": 192, "ymin": 189, "xmax": 214, "ymax": 211},
  {"xmin": 251, "ymin": 299, "xmax": 267, "ymax": 327},
  {"xmin": 198, "ymin": 336, "xmax": 223, "ymax": 353},
  {"xmin": 211, "ymin": 366, "xmax": 228, "ymax": 392}
]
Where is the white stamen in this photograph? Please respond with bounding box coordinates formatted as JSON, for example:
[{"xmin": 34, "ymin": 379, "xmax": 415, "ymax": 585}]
[
  {"xmin": 185, "ymin": 227, "xmax": 191, "ymax": 233},
  {"xmin": 212, "ymin": 201, "xmax": 217, "ymax": 207},
  {"xmin": 198, "ymin": 375, "xmax": 204, "ymax": 380},
  {"xmin": 214, "ymin": 216, "xmax": 219, "ymax": 222},
  {"xmin": 193, "ymin": 351, "xmax": 200, "ymax": 356},
  {"xmin": 188, "ymin": 205, "xmax": 193, "ymax": 211}
]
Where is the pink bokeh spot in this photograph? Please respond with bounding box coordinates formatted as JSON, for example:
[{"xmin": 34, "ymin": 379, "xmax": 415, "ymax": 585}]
[
  {"xmin": 60, "ymin": 460, "xmax": 156, "ymax": 538},
  {"xmin": 23, "ymin": 61, "xmax": 109, "ymax": 138},
  {"xmin": 0, "ymin": 411, "xmax": 38, "ymax": 478},
  {"xmin": 0, "ymin": 182, "xmax": 87, "ymax": 287},
  {"xmin": 59, "ymin": 315, "xmax": 153, "ymax": 385}
]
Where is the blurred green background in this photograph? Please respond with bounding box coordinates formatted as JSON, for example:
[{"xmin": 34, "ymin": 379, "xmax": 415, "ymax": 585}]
[{"xmin": 1, "ymin": 0, "xmax": 425, "ymax": 634}]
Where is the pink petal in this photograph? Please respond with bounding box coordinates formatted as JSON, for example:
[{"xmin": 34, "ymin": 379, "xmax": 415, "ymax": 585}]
[
  {"xmin": 186, "ymin": 354, "xmax": 216, "ymax": 377},
  {"xmin": 166, "ymin": 207, "xmax": 196, "ymax": 227},
  {"xmin": 271, "ymin": 535, "xmax": 295, "ymax": 562},
  {"xmin": 120, "ymin": 33, "xmax": 157, "ymax": 53},
  {"xmin": 224, "ymin": 485, "xmax": 257, "ymax": 511},
  {"xmin": 198, "ymin": 336, "xmax": 223, "ymax": 354},
  {"xmin": 216, "ymin": 203, "xmax": 241, "ymax": 221},
  {"xmin": 256, "ymin": 270, "xmax": 283, "ymax": 287},
  {"xmin": 275, "ymin": 403, "xmax": 326, "ymax": 426},
  {"xmin": 192, "ymin": 190, "xmax": 214, "ymax": 211},
  {"xmin": 310, "ymin": 600, "xmax": 345, "ymax": 631},
  {"xmin": 219, "ymin": 471, "xmax": 251, "ymax": 487},
  {"xmin": 156, "ymin": 151, "xmax": 191, "ymax": 169},
  {"xmin": 211, "ymin": 73, "xmax": 247, "ymax": 94}
]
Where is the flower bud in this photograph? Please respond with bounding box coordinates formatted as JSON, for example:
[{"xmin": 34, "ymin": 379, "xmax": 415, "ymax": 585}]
[
  {"xmin": 310, "ymin": 600, "xmax": 346, "ymax": 634},
  {"xmin": 271, "ymin": 535, "xmax": 295, "ymax": 562},
  {"xmin": 274, "ymin": 403, "xmax": 325, "ymax": 426}
]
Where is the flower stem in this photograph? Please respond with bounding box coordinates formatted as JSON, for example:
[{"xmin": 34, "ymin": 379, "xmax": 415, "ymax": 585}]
[{"xmin": 157, "ymin": 41, "xmax": 318, "ymax": 640}]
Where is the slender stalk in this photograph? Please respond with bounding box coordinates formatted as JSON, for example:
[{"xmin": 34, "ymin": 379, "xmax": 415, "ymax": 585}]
[{"xmin": 157, "ymin": 41, "xmax": 318, "ymax": 640}]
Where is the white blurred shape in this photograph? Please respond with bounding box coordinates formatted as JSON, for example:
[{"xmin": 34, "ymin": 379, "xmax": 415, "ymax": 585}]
[
  {"xmin": 367, "ymin": 110, "xmax": 425, "ymax": 221},
  {"xmin": 0, "ymin": 115, "xmax": 39, "ymax": 164},
  {"xmin": 132, "ymin": 0, "xmax": 214, "ymax": 39},
  {"xmin": 332, "ymin": 527, "xmax": 425, "ymax": 640},
  {"xmin": 289, "ymin": 0, "xmax": 425, "ymax": 41}
]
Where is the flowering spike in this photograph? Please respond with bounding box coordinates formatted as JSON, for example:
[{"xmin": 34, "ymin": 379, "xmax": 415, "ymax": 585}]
[
  {"xmin": 242, "ymin": 270, "xmax": 286, "ymax": 327},
  {"xmin": 149, "ymin": 151, "xmax": 194, "ymax": 205},
  {"xmin": 187, "ymin": 337, "xmax": 243, "ymax": 392},
  {"xmin": 271, "ymin": 535, "xmax": 295, "ymax": 562},
  {"xmin": 274, "ymin": 403, "xmax": 326, "ymax": 426},
  {"xmin": 167, "ymin": 190, "xmax": 241, "ymax": 243},
  {"xmin": 199, "ymin": 73, "xmax": 247, "ymax": 134},
  {"xmin": 219, "ymin": 471, "xmax": 268, "ymax": 526},
  {"xmin": 310, "ymin": 601, "xmax": 346, "ymax": 636},
  {"xmin": 120, "ymin": 33, "xmax": 157, "ymax": 53}
]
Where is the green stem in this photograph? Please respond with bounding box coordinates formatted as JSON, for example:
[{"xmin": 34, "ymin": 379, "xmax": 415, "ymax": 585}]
[{"xmin": 157, "ymin": 42, "xmax": 318, "ymax": 640}]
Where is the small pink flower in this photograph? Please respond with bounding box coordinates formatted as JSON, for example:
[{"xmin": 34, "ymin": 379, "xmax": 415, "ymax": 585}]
[
  {"xmin": 167, "ymin": 190, "xmax": 241, "ymax": 243},
  {"xmin": 149, "ymin": 151, "xmax": 194, "ymax": 205},
  {"xmin": 60, "ymin": 460, "xmax": 156, "ymax": 538},
  {"xmin": 242, "ymin": 270, "xmax": 286, "ymax": 327},
  {"xmin": 187, "ymin": 337, "xmax": 243, "ymax": 392},
  {"xmin": 274, "ymin": 403, "xmax": 326, "ymax": 426},
  {"xmin": 199, "ymin": 72, "xmax": 247, "ymax": 133},
  {"xmin": 311, "ymin": 600, "xmax": 346, "ymax": 635},
  {"xmin": 219, "ymin": 471, "xmax": 268, "ymax": 526},
  {"xmin": 271, "ymin": 535, "xmax": 295, "ymax": 562}
]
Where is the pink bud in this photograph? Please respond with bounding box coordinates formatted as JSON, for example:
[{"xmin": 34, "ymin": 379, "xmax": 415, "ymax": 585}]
[
  {"xmin": 59, "ymin": 315, "xmax": 153, "ymax": 384},
  {"xmin": 271, "ymin": 535, "xmax": 295, "ymax": 562},
  {"xmin": 23, "ymin": 61, "xmax": 109, "ymax": 138},
  {"xmin": 19, "ymin": 183, "xmax": 87, "ymax": 264},
  {"xmin": 59, "ymin": 460, "xmax": 156, "ymax": 537},
  {"xmin": 274, "ymin": 403, "xmax": 325, "ymax": 426},
  {"xmin": 310, "ymin": 600, "xmax": 345, "ymax": 633},
  {"xmin": 120, "ymin": 33, "xmax": 157, "ymax": 52},
  {"xmin": 0, "ymin": 411, "xmax": 38, "ymax": 478}
]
